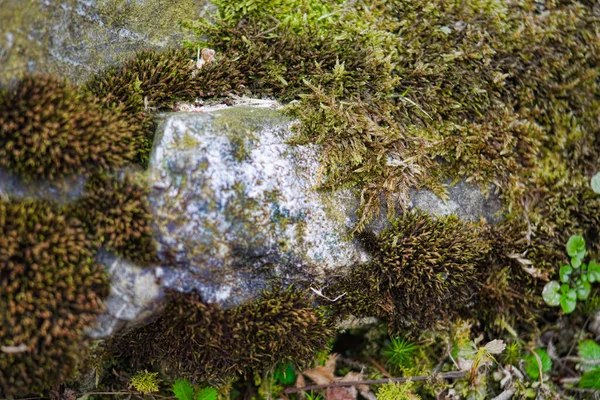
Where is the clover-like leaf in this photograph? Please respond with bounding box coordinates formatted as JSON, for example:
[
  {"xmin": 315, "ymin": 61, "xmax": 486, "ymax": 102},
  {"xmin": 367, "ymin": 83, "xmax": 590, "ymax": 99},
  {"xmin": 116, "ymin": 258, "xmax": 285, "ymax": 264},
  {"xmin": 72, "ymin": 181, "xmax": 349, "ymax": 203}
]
[
  {"xmin": 542, "ymin": 281, "xmax": 561, "ymax": 306},
  {"xmin": 575, "ymin": 279, "xmax": 591, "ymax": 301},
  {"xmin": 592, "ymin": 172, "xmax": 600, "ymax": 194},
  {"xmin": 560, "ymin": 288, "xmax": 577, "ymax": 314},
  {"xmin": 567, "ymin": 235, "xmax": 586, "ymax": 257},
  {"xmin": 567, "ymin": 235, "xmax": 586, "ymax": 268},
  {"xmin": 560, "ymin": 265, "xmax": 573, "ymax": 283},
  {"xmin": 589, "ymin": 261, "xmax": 600, "ymax": 283}
]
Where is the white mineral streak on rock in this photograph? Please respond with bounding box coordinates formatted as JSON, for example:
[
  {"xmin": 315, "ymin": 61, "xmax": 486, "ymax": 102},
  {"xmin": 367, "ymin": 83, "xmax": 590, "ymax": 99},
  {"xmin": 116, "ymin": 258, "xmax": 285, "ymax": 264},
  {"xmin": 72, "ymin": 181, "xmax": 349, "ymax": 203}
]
[{"xmin": 148, "ymin": 105, "xmax": 369, "ymax": 306}]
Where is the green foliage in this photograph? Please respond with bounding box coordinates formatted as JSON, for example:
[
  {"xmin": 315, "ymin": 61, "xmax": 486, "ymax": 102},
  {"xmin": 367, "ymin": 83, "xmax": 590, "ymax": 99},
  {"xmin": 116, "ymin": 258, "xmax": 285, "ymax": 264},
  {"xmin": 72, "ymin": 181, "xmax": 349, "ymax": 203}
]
[
  {"xmin": 579, "ymin": 340, "xmax": 600, "ymax": 370},
  {"xmin": 130, "ymin": 370, "xmax": 161, "ymax": 394},
  {"xmin": 577, "ymin": 340, "xmax": 600, "ymax": 389},
  {"xmin": 567, "ymin": 235, "xmax": 586, "ymax": 268},
  {"xmin": 384, "ymin": 337, "xmax": 417, "ymax": 368},
  {"xmin": 273, "ymin": 361, "xmax": 297, "ymax": 385},
  {"xmin": 70, "ymin": 172, "xmax": 158, "ymax": 265},
  {"xmin": 210, "ymin": 0, "xmax": 341, "ymax": 33},
  {"xmin": 173, "ymin": 379, "xmax": 217, "ymax": 400},
  {"xmin": 173, "ymin": 379, "xmax": 195, "ymax": 400},
  {"xmin": 543, "ymin": 235, "xmax": 600, "ymax": 313},
  {"xmin": 329, "ymin": 211, "xmax": 491, "ymax": 333},
  {"xmin": 376, "ymin": 381, "xmax": 421, "ymax": 400},
  {"xmin": 522, "ymin": 349, "xmax": 552, "ymax": 381},
  {"xmin": 0, "ymin": 199, "xmax": 109, "ymax": 397},
  {"xmin": 0, "ymin": 74, "xmax": 137, "ymax": 179},
  {"xmin": 579, "ymin": 369, "xmax": 600, "ymax": 390},
  {"xmin": 503, "ymin": 342, "xmax": 521, "ymax": 365},
  {"xmin": 110, "ymin": 286, "xmax": 333, "ymax": 383}
]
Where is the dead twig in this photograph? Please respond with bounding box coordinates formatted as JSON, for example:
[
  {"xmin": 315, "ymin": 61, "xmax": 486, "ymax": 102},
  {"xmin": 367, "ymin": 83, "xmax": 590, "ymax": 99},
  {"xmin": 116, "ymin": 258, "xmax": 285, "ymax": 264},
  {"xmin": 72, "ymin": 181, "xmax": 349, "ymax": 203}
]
[{"xmin": 284, "ymin": 371, "xmax": 466, "ymax": 394}]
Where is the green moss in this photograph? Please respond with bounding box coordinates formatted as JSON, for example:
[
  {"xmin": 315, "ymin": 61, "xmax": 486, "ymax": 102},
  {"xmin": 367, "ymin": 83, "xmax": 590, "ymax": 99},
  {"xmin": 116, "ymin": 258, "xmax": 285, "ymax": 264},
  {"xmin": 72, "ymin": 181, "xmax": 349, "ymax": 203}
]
[
  {"xmin": 69, "ymin": 172, "xmax": 158, "ymax": 265},
  {"xmin": 328, "ymin": 211, "xmax": 491, "ymax": 334},
  {"xmin": 0, "ymin": 199, "xmax": 109, "ymax": 397},
  {"xmin": 175, "ymin": 0, "xmax": 598, "ymax": 236},
  {"xmin": 0, "ymin": 74, "xmax": 138, "ymax": 180},
  {"xmin": 110, "ymin": 286, "xmax": 334, "ymax": 383}
]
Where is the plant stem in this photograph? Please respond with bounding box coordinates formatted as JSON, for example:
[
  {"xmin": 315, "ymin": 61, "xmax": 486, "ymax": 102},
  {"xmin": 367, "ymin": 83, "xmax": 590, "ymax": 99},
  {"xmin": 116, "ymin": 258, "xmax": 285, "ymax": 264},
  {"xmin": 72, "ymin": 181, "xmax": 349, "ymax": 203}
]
[{"xmin": 284, "ymin": 371, "xmax": 466, "ymax": 393}]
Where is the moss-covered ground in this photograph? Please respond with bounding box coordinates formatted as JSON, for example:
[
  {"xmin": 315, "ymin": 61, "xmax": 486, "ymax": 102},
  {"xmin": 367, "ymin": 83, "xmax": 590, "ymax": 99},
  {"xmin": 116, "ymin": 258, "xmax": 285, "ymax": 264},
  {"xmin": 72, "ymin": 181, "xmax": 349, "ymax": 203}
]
[{"xmin": 0, "ymin": 0, "xmax": 599, "ymax": 398}]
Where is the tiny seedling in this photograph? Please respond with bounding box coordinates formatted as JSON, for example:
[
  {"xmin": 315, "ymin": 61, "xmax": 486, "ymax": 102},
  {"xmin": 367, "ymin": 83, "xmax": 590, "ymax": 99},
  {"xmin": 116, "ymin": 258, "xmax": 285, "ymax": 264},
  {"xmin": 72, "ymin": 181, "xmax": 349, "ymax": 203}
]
[{"xmin": 543, "ymin": 235, "xmax": 600, "ymax": 313}]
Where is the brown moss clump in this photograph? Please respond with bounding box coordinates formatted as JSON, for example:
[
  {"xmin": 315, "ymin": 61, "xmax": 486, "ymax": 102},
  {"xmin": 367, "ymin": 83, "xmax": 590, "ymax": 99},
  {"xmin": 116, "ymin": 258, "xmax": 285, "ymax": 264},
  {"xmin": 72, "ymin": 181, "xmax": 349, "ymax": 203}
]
[
  {"xmin": 110, "ymin": 286, "xmax": 333, "ymax": 383},
  {"xmin": 70, "ymin": 173, "xmax": 158, "ymax": 265},
  {"xmin": 0, "ymin": 200, "xmax": 109, "ymax": 397},
  {"xmin": 0, "ymin": 74, "xmax": 138, "ymax": 180},
  {"xmin": 328, "ymin": 211, "xmax": 491, "ymax": 334},
  {"xmin": 473, "ymin": 220, "xmax": 546, "ymax": 333}
]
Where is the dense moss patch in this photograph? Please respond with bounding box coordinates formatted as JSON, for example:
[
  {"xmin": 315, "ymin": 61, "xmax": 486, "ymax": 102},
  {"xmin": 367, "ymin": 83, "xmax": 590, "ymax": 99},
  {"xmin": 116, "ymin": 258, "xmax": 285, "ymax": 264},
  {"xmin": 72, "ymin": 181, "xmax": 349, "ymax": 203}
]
[
  {"xmin": 0, "ymin": 200, "xmax": 109, "ymax": 397},
  {"xmin": 328, "ymin": 211, "xmax": 491, "ymax": 334},
  {"xmin": 69, "ymin": 172, "xmax": 158, "ymax": 265},
  {"xmin": 110, "ymin": 287, "xmax": 333, "ymax": 383},
  {"xmin": 0, "ymin": 74, "xmax": 139, "ymax": 180}
]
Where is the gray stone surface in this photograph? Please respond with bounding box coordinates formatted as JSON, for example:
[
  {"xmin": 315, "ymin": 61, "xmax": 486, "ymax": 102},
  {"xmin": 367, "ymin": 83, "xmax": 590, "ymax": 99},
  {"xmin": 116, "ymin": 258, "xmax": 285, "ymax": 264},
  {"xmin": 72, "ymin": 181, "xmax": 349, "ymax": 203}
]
[
  {"xmin": 0, "ymin": 0, "xmax": 209, "ymax": 86},
  {"xmin": 0, "ymin": 168, "xmax": 85, "ymax": 204},
  {"xmin": 147, "ymin": 102, "xmax": 370, "ymax": 308},
  {"xmin": 87, "ymin": 252, "xmax": 164, "ymax": 339},
  {"xmin": 409, "ymin": 180, "xmax": 503, "ymax": 224}
]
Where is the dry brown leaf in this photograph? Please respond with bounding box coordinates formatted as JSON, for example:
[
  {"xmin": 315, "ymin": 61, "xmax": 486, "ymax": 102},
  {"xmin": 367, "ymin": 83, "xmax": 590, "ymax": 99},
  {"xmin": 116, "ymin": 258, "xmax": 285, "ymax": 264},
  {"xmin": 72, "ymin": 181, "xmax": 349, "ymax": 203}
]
[
  {"xmin": 295, "ymin": 373, "xmax": 307, "ymax": 399},
  {"xmin": 302, "ymin": 353, "xmax": 338, "ymax": 385},
  {"xmin": 325, "ymin": 353, "xmax": 339, "ymax": 373},
  {"xmin": 303, "ymin": 366, "xmax": 335, "ymax": 385},
  {"xmin": 326, "ymin": 387, "xmax": 356, "ymax": 400}
]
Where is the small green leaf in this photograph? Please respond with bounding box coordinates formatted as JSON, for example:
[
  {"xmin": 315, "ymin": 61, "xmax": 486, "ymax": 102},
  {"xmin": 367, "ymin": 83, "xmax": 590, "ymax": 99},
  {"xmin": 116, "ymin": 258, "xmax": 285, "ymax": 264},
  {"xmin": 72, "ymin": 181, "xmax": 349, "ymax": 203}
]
[
  {"xmin": 173, "ymin": 379, "xmax": 194, "ymax": 400},
  {"xmin": 579, "ymin": 340, "xmax": 600, "ymax": 367},
  {"xmin": 523, "ymin": 348, "xmax": 552, "ymax": 380},
  {"xmin": 560, "ymin": 289, "xmax": 577, "ymax": 314},
  {"xmin": 589, "ymin": 261, "xmax": 600, "ymax": 283},
  {"xmin": 542, "ymin": 281, "xmax": 561, "ymax": 306},
  {"xmin": 273, "ymin": 361, "xmax": 297, "ymax": 385},
  {"xmin": 560, "ymin": 265, "xmax": 573, "ymax": 283},
  {"xmin": 592, "ymin": 172, "xmax": 600, "ymax": 194},
  {"xmin": 576, "ymin": 279, "xmax": 591, "ymax": 300},
  {"xmin": 196, "ymin": 387, "xmax": 217, "ymax": 400},
  {"xmin": 572, "ymin": 256, "xmax": 583, "ymax": 269},
  {"xmin": 567, "ymin": 235, "xmax": 586, "ymax": 257},
  {"xmin": 579, "ymin": 369, "xmax": 600, "ymax": 389}
]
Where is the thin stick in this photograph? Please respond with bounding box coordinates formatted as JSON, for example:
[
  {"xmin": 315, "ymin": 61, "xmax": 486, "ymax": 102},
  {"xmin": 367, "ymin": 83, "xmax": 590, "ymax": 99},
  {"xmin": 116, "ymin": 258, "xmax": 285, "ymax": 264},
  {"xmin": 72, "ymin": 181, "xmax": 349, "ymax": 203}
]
[
  {"xmin": 284, "ymin": 371, "xmax": 466, "ymax": 394},
  {"xmin": 367, "ymin": 357, "xmax": 393, "ymax": 378}
]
